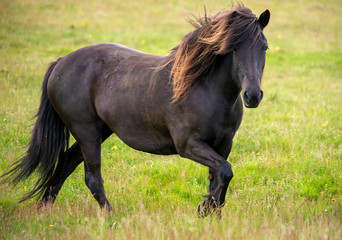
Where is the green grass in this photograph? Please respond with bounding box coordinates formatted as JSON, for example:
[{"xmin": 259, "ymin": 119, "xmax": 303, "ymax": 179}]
[{"xmin": 1, "ymin": 0, "xmax": 341, "ymax": 239}]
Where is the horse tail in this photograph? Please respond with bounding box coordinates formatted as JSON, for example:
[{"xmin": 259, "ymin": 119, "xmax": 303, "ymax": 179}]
[{"xmin": 2, "ymin": 58, "xmax": 70, "ymax": 201}]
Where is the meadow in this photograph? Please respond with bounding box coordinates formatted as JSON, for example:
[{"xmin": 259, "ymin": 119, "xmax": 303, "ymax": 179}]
[{"xmin": 0, "ymin": 0, "xmax": 341, "ymax": 239}]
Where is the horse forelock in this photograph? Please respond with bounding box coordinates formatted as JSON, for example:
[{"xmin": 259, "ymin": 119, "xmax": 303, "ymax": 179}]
[{"xmin": 168, "ymin": 4, "xmax": 262, "ymax": 102}]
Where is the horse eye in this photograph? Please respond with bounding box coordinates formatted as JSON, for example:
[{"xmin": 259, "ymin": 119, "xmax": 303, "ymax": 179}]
[{"xmin": 233, "ymin": 47, "xmax": 238, "ymax": 52}]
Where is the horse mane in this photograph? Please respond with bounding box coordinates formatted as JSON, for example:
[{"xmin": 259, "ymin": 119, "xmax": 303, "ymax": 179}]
[{"xmin": 168, "ymin": 4, "xmax": 263, "ymax": 102}]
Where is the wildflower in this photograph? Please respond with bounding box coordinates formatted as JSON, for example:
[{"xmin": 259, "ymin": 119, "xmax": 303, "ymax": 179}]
[
  {"xmin": 267, "ymin": 205, "xmax": 271, "ymax": 208},
  {"xmin": 2, "ymin": 118, "xmax": 6, "ymax": 122},
  {"xmin": 112, "ymin": 146, "xmax": 118, "ymax": 150},
  {"xmin": 140, "ymin": 39, "xmax": 146, "ymax": 45},
  {"xmin": 322, "ymin": 121, "xmax": 328, "ymax": 126},
  {"xmin": 276, "ymin": 35, "xmax": 282, "ymax": 39},
  {"xmin": 88, "ymin": 34, "xmax": 93, "ymax": 39},
  {"xmin": 49, "ymin": 224, "xmax": 54, "ymax": 227},
  {"xmin": 332, "ymin": 198, "xmax": 336, "ymax": 201},
  {"xmin": 256, "ymin": 152, "xmax": 260, "ymax": 156},
  {"xmin": 274, "ymin": 46, "xmax": 281, "ymax": 52}
]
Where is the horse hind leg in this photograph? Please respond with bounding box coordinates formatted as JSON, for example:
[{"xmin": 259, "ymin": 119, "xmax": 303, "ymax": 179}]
[
  {"xmin": 82, "ymin": 141, "xmax": 112, "ymax": 211},
  {"xmin": 40, "ymin": 125, "xmax": 112, "ymax": 209},
  {"xmin": 73, "ymin": 123, "xmax": 112, "ymax": 211},
  {"xmin": 40, "ymin": 143, "xmax": 83, "ymax": 206}
]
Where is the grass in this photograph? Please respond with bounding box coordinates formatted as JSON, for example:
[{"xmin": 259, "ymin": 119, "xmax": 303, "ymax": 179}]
[{"xmin": 0, "ymin": 0, "xmax": 341, "ymax": 239}]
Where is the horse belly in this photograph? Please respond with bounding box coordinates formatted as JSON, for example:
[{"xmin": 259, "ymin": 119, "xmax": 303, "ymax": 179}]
[
  {"xmin": 97, "ymin": 99, "xmax": 176, "ymax": 155},
  {"xmin": 113, "ymin": 125, "xmax": 177, "ymax": 155}
]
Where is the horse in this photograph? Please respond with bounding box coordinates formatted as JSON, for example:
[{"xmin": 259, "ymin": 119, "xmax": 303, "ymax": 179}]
[{"xmin": 3, "ymin": 5, "xmax": 270, "ymax": 217}]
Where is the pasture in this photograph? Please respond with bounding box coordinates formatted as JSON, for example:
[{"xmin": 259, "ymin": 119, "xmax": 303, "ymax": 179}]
[{"xmin": 0, "ymin": 0, "xmax": 341, "ymax": 239}]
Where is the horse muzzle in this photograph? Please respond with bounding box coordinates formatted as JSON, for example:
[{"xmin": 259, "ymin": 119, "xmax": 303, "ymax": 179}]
[{"xmin": 243, "ymin": 90, "xmax": 263, "ymax": 108}]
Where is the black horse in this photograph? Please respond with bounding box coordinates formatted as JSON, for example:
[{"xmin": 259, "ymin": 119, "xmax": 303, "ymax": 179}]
[{"xmin": 4, "ymin": 5, "xmax": 270, "ymax": 217}]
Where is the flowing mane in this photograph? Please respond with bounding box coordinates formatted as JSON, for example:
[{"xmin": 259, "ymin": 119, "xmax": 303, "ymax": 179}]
[{"xmin": 168, "ymin": 5, "xmax": 263, "ymax": 102}]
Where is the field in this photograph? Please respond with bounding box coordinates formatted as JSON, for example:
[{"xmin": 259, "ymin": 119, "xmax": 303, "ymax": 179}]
[{"xmin": 0, "ymin": 0, "xmax": 341, "ymax": 239}]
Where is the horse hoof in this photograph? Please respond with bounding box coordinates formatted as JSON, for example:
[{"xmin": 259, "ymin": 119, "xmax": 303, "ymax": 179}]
[
  {"xmin": 197, "ymin": 198, "xmax": 222, "ymax": 218},
  {"xmin": 103, "ymin": 201, "xmax": 113, "ymax": 212},
  {"xmin": 197, "ymin": 202, "xmax": 210, "ymax": 218}
]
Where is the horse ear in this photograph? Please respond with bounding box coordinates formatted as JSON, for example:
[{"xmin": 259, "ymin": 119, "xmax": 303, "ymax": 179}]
[{"xmin": 258, "ymin": 9, "xmax": 270, "ymax": 29}]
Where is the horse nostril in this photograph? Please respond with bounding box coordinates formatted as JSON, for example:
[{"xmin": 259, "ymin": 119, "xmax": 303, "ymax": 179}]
[
  {"xmin": 244, "ymin": 91, "xmax": 249, "ymax": 99},
  {"xmin": 243, "ymin": 90, "xmax": 263, "ymax": 108}
]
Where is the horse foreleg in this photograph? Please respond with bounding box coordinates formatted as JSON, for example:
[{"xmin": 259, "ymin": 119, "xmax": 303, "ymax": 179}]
[
  {"xmin": 177, "ymin": 138, "xmax": 233, "ymax": 217},
  {"xmin": 202, "ymin": 139, "xmax": 234, "ymax": 217},
  {"xmin": 197, "ymin": 162, "xmax": 233, "ymax": 218}
]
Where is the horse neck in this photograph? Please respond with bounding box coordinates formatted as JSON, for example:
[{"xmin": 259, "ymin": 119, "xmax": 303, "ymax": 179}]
[{"xmin": 210, "ymin": 53, "xmax": 241, "ymax": 102}]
